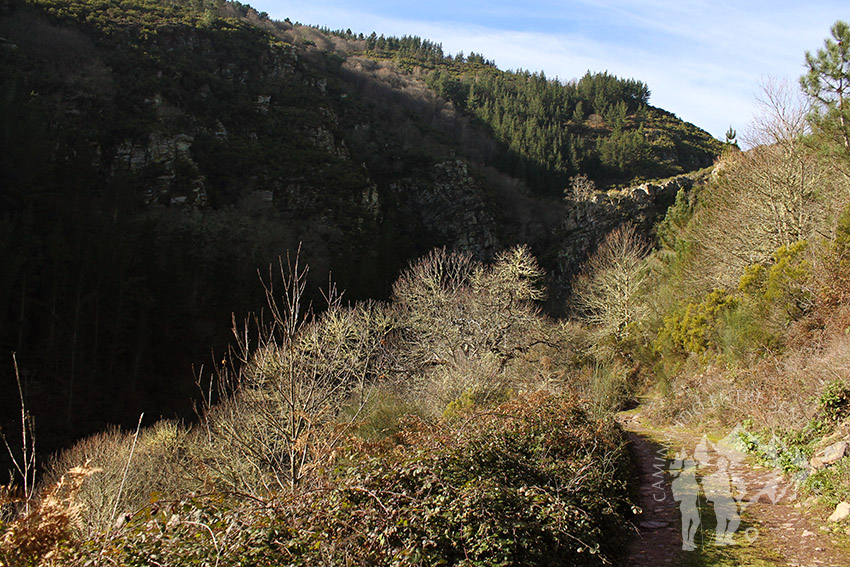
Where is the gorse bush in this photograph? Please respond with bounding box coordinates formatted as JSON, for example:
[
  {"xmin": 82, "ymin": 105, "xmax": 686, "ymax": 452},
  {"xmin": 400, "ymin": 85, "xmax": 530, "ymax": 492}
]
[
  {"xmin": 656, "ymin": 289, "xmax": 737, "ymax": 357},
  {"xmin": 652, "ymin": 240, "xmax": 814, "ymax": 364},
  {"xmin": 738, "ymin": 240, "xmax": 813, "ymax": 323}
]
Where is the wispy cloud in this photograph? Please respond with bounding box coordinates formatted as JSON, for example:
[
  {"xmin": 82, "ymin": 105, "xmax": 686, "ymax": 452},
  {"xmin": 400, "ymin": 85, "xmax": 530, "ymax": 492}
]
[{"xmin": 261, "ymin": 1, "xmax": 846, "ymax": 139}]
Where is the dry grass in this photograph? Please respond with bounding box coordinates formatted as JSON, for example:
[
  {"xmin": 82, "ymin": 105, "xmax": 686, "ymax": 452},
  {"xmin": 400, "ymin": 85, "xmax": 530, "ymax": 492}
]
[
  {"xmin": 42, "ymin": 420, "xmax": 193, "ymax": 537},
  {"xmin": 648, "ymin": 323, "xmax": 850, "ymax": 431}
]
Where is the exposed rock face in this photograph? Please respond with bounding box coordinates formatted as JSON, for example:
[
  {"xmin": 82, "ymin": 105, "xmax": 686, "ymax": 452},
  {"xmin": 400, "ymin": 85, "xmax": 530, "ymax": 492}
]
[
  {"xmin": 114, "ymin": 131, "xmax": 208, "ymax": 207},
  {"xmin": 554, "ymin": 175, "xmax": 694, "ymax": 287},
  {"xmin": 3, "ymin": 2, "xmax": 703, "ymax": 302},
  {"xmin": 387, "ymin": 160, "xmax": 499, "ymax": 260}
]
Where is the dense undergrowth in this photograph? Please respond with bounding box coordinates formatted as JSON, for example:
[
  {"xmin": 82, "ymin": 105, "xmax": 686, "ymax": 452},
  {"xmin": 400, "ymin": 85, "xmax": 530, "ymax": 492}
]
[
  {"xmin": 1, "ymin": 246, "xmax": 636, "ymax": 565},
  {"xmin": 562, "ymin": 39, "xmax": 850, "ymax": 512},
  {"xmin": 0, "ymin": 0, "xmax": 721, "ymax": 471},
  {"xmin": 5, "ymin": 1, "xmax": 850, "ymax": 563}
]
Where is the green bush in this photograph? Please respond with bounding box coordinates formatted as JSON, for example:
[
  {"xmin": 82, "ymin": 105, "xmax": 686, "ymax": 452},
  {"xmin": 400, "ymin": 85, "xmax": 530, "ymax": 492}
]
[
  {"xmin": 805, "ymin": 457, "xmax": 850, "ymax": 508},
  {"xmin": 578, "ymin": 360, "xmax": 637, "ymax": 416},
  {"xmin": 735, "ymin": 424, "xmax": 811, "ymax": 477},
  {"xmin": 653, "ymin": 241, "xmax": 812, "ymax": 364},
  {"xmin": 276, "ymin": 391, "xmax": 634, "ymax": 566},
  {"xmin": 656, "ymin": 289, "xmax": 738, "ymax": 356},
  {"xmin": 817, "ymin": 378, "xmax": 850, "ymax": 424},
  {"xmin": 739, "ymin": 241, "xmax": 812, "ymax": 321},
  {"xmin": 52, "ymin": 392, "xmax": 634, "ymax": 566}
]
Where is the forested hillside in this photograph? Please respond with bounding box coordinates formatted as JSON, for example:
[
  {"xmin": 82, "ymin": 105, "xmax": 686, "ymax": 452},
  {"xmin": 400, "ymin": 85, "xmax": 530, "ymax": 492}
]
[
  {"xmin": 4, "ymin": 0, "xmax": 850, "ymax": 563},
  {"xmin": 0, "ymin": 0, "xmax": 720, "ymax": 464}
]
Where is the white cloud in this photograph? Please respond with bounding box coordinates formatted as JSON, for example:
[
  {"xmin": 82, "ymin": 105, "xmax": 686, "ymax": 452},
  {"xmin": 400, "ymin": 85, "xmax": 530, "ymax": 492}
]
[{"xmin": 259, "ymin": 1, "xmax": 847, "ymax": 140}]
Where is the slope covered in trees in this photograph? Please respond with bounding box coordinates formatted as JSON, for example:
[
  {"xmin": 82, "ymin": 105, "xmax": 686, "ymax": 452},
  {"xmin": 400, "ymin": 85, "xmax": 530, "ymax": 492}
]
[
  {"xmin": 0, "ymin": 0, "xmax": 720, "ymax": 466},
  {"xmin": 5, "ymin": 1, "xmax": 850, "ymax": 564},
  {"xmin": 369, "ymin": 34, "xmax": 719, "ymax": 192},
  {"xmin": 563, "ymin": 21, "xmax": 850, "ymax": 559}
]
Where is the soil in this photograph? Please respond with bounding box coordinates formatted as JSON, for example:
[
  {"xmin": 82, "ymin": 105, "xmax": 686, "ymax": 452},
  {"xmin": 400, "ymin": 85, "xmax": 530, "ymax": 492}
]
[{"xmin": 619, "ymin": 410, "xmax": 850, "ymax": 566}]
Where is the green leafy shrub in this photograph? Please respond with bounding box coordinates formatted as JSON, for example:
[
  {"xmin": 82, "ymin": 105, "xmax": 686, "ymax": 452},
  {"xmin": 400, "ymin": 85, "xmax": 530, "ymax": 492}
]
[
  {"xmin": 816, "ymin": 378, "xmax": 850, "ymax": 424},
  {"xmin": 715, "ymin": 301, "xmax": 776, "ymax": 362},
  {"xmin": 50, "ymin": 392, "xmax": 633, "ymax": 566},
  {"xmin": 275, "ymin": 391, "xmax": 634, "ymax": 566},
  {"xmin": 805, "ymin": 457, "xmax": 850, "ymax": 508},
  {"xmin": 653, "ymin": 241, "xmax": 812, "ymax": 363},
  {"xmin": 575, "ymin": 360, "xmax": 637, "ymax": 416},
  {"xmin": 735, "ymin": 425, "xmax": 811, "ymax": 477},
  {"xmin": 739, "ymin": 241, "xmax": 812, "ymax": 320}
]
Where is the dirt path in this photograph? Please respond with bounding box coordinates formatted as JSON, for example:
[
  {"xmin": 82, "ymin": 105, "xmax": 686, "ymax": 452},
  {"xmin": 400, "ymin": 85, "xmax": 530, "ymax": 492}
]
[{"xmin": 619, "ymin": 411, "xmax": 850, "ymax": 567}]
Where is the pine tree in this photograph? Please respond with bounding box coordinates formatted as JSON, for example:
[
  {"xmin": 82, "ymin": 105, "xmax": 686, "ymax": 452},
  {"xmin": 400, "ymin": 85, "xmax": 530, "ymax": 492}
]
[{"xmin": 801, "ymin": 20, "xmax": 850, "ymax": 152}]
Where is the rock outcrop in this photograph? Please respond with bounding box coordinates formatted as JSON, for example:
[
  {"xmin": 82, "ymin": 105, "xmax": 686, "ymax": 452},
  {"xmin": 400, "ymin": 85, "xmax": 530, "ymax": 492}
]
[{"xmin": 554, "ymin": 175, "xmax": 694, "ymax": 288}]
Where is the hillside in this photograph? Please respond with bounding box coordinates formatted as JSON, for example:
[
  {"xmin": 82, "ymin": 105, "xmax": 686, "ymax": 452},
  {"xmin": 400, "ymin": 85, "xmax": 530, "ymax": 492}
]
[
  {"xmin": 4, "ymin": 1, "xmax": 850, "ymax": 565},
  {"xmin": 562, "ymin": 22, "xmax": 850, "ymax": 562},
  {"xmin": 0, "ymin": 0, "xmax": 720, "ymax": 460}
]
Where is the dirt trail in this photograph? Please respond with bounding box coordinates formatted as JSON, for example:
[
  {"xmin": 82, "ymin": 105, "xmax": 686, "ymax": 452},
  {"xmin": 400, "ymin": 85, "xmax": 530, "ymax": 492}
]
[{"xmin": 619, "ymin": 411, "xmax": 850, "ymax": 567}]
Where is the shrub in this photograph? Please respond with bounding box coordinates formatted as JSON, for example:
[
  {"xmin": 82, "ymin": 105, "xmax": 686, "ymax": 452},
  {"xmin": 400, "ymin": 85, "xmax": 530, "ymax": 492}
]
[
  {"xmin": 341, "ymin": 384, "xmax": 425, "ymax": 442},
  {"xmin": 656, "ymin": 289, "xmax": 737, "ymax": 356},
  {"xmin": 43, "ymin": 420, "xmax": 193, "ymax": 537},
  {"xmin": 817, "ymin": 378, "xmax": 850, "ymax": 424},
  {"xmin": 1, "ymin": 464, "xmax": 99, "ymax": 567},
  {"xmin": 739, "ymin": 241, "xmax": 813, "ymax": 322},
  {"xmin": 275, "ymin": 391, "xmax": 634, "ymax": 566},
  {"xmin": 197, "ymin": 252, "xmax": 395, "ymax": 496},
  {"xmin": 805, "ymin": 457, "xmax": 850, "ymax": 507},
  {"xmin": 44, "ymin": 393, "xmax": 634, "ymax": 566},
  {"xmin": 391, "ymin": 246, "xmax": 552, "ymax": 416},
  {"xmin": 570, "ymin": 223, "xmax": 651, "ymax": 353},
  {"xmin": 716, "ymin": 301, "xmax": 776, "ymax": 362}
]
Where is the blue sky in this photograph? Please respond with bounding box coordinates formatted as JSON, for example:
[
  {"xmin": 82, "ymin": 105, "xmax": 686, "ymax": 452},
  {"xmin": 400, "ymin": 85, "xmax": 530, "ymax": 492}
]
[{"xmin": 248, "ymin": 1, "xmax": 845, "ymax": 142}]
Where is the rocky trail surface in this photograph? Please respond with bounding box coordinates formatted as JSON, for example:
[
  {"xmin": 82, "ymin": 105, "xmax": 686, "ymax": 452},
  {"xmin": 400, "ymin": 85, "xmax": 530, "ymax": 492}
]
[{"xmin": 619, "ymin": 411, "xmax": 850, "ymax": 566}]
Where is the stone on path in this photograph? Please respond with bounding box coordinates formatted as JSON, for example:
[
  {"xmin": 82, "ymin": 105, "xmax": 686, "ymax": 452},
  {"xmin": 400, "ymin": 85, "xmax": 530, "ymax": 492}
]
[
  {"xmin": 638, "ymin": 520, "xmax": 668, "ymax": 529},
  {"xmin": 827, "ymin": 501, "xmax": 850, "ymax": 523}
]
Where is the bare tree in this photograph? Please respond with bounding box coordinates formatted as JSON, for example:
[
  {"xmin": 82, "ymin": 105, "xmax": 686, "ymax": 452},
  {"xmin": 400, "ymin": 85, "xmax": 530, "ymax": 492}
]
[
  {"xmin": 744, "ymin": 77, "xmax": 811, "ymax": 148},
  {"xmin": 392, "ymin": 246, "xmax": 547, "ymax": 370},
  {"xmin": 564, "ymin": 173, "xmax": 597, "ymax": 200},
  {"xmin": 199, "ymin": 251, "xmax": 392, "ymax": 495},
  {"xmin": 391, "ymin": 246, "xmax": 551, "ymax": 414},
  {"xmin": 691, "ymin": 79, "xmax": 840, "ymax": 289},
  {"xmin": 571, "ymin": 224, "xmax": 650, "ymax": 344}
]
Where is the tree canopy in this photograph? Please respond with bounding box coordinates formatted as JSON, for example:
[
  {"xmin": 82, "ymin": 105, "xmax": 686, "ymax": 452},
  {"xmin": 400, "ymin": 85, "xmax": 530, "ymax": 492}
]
[{"xmin": 801, "ymin": 20, "xmax": 850, "ymax": 153}]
